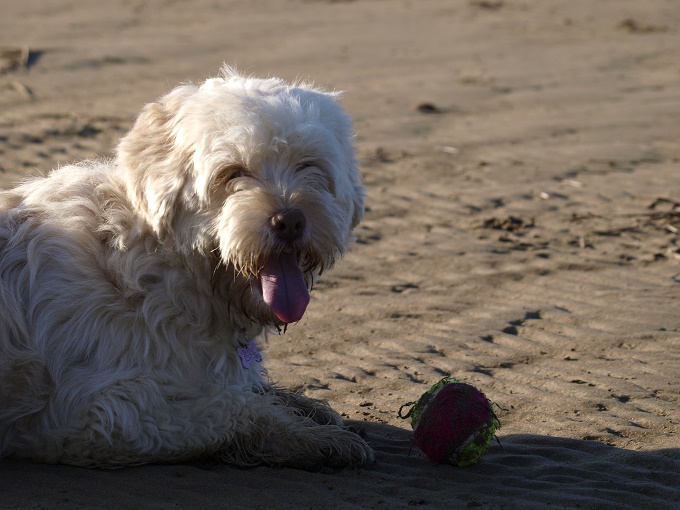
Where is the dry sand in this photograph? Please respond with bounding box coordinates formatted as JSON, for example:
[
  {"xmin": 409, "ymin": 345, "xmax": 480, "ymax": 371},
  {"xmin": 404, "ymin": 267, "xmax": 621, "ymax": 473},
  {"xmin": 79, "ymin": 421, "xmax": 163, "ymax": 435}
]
[{"xmin": 1, "ymin": 0, "xmax": 679, "ymax": 508}]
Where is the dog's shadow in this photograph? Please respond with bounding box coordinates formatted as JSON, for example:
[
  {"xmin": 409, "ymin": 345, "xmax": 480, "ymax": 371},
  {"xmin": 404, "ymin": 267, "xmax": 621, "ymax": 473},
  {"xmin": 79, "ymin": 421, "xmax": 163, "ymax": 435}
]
[{"xmin": 1, "ymin": 420, "xmax": 678, "ymax": 509}]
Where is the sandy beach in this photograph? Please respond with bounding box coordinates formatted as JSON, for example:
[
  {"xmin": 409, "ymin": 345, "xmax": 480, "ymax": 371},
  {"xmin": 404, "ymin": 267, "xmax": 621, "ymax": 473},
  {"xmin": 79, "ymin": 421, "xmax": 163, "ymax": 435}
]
[{"xmin": 1, "ymin": 0, "xmax": 679, "ymax": 508}]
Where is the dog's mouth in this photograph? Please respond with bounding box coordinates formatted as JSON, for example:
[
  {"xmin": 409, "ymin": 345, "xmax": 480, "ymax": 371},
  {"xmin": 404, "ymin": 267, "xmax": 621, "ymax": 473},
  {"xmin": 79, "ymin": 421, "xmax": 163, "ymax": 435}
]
[{"xmin": 258, "ymin": 251, "xmax": 310, "ymax": 324}]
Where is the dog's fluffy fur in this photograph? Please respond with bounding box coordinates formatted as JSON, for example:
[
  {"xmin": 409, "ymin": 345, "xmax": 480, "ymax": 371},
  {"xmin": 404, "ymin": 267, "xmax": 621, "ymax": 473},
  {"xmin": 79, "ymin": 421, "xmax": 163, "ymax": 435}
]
[{"xmin": 0, "ymin": 67, "xmax": 373, "ymax": 469}]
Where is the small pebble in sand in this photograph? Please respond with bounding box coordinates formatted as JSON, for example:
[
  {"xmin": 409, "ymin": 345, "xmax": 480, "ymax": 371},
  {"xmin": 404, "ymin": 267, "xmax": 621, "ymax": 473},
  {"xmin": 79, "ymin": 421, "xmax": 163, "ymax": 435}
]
[{"xmin": 413, "ymin": 102, "xmax": 440, "ymax": 114}]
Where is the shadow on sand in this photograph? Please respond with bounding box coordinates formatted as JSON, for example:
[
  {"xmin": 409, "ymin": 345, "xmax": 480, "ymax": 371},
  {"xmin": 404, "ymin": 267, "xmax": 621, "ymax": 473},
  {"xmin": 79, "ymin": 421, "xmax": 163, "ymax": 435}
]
[{"xmin": 1, "ymin": 421, "xmax": 678, "ymax": 509}]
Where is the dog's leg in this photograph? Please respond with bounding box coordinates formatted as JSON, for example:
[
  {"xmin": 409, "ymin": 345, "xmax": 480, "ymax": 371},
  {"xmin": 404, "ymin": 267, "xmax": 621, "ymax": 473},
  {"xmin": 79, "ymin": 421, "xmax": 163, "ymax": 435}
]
[
  {"xmin": 266, "ymin": 386, "xmax": 345, "ymax": 426},
  {"xmin": 219, "ymin": 390, "xmax": 375, "ymax": 470},
  {"xmin": 29, "ymin": 377, "xmax": 372, "ymax": 470},
  {"xmin": 32, "ymin": 377, "xmax": 245, "ymax": 467}
]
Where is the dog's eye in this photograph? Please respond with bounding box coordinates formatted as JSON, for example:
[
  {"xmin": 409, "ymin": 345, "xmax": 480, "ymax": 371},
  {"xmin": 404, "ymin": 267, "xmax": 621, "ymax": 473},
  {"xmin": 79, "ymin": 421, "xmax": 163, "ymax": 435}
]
[
  {"xmin": 214, "ymin": 164, "xmax": 248, "ymax": 189},
  {"xmin": 295, "ymin": 162, "xmax": 316, "ymax": 172},
  {"xmin": 230, "ymin": 168, "xmax": 245, "ymax": 179}
]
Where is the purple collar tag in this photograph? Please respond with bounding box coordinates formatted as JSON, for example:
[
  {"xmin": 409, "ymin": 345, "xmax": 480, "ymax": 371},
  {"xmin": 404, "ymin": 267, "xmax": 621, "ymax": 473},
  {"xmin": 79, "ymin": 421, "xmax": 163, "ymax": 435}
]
[{"xmin": 237, "ymin": 340, "xmax": 262, "ymax": 369}]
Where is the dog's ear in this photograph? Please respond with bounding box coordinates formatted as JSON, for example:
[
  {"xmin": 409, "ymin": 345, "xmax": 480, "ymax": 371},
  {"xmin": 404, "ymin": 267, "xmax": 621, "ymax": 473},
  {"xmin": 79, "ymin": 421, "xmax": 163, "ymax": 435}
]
[{"xmin": 116, "ymin": 84, "xmax": 197, "ymax": 238}]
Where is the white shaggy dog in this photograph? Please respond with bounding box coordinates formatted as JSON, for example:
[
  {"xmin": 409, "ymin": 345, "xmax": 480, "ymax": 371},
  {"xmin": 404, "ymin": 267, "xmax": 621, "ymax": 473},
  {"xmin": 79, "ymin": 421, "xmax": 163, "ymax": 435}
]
[{"xmin": 0, "ymin": 67, "xmax": 373, "ymax": 469}]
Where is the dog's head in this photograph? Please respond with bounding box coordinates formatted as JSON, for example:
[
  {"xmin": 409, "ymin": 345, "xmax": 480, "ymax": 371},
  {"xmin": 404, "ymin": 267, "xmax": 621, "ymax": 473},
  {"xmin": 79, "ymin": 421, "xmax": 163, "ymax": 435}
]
[{"xmin": 116, "ymin": 67, "xmax": 365, "ymax": 326}]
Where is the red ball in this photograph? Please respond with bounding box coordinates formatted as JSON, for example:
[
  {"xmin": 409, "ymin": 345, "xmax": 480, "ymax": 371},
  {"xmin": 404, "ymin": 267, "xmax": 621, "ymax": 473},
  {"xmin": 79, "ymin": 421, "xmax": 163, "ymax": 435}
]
[{"xmin": 402, "ymin": 379, "xmax": 499, "ymax": 466}]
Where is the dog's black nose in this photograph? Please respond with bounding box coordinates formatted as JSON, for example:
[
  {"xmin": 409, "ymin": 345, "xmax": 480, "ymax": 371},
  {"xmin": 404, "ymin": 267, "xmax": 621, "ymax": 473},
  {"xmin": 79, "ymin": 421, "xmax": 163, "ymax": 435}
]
[{"xmin": 270, "ymin": 209, "xmax": 306, "ymax": 242}]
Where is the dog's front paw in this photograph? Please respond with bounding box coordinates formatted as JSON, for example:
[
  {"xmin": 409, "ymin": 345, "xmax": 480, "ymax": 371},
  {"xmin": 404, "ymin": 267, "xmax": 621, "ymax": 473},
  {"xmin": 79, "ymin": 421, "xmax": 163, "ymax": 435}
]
[
  {"xmin": 323, "ymin": 428, "xmax": 376, "ymax": 469},
  {"xmin": 283, "ymin": 424, "xmax": 375, "ymax": 471}
]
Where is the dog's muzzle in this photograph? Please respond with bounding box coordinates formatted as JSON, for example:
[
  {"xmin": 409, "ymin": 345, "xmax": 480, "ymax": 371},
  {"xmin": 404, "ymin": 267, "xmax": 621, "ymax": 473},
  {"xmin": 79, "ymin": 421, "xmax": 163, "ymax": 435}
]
[{"xmin": 259, "ymin": 209, "xmax": 310, "ymax": 324}]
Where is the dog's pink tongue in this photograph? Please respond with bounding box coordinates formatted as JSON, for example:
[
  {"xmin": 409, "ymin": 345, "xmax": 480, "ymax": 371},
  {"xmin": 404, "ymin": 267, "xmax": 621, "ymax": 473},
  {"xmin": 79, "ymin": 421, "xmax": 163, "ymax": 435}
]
[{"xmin": 260, "ymin": 252, "xmax": 310, "ymax": 323}]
